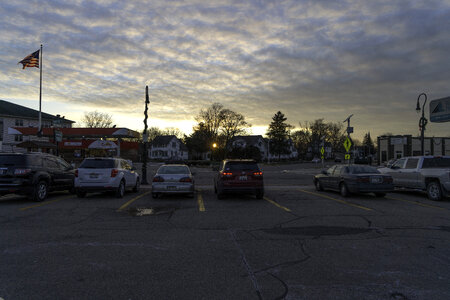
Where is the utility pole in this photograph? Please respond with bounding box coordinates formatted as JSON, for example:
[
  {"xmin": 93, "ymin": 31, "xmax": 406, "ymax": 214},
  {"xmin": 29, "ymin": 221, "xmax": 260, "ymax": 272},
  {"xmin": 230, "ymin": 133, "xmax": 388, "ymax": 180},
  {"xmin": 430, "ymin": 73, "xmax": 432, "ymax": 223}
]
[{"xmin": 141, "ymin": 86, "xmax": 150, "ymax": 184}]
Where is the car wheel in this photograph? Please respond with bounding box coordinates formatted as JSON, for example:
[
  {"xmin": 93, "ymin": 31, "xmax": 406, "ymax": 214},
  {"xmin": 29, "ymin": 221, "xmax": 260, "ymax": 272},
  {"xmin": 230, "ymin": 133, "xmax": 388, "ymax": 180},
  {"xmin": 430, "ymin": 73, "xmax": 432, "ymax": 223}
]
[
  {"xmin": 76, "ymin": 190, "xmax": 87, "ymax": 198},
  {"xmin": 152, "ymin": 192, "xmax": 158, "ymax": 199},
  {"xmin": 132, "ymin": 178, "xmax": 140, "ymax": 193},
  {"xmin": 315, "ymin": 180, "xmax": 324, "ymax": 191},
  {"xmin": 427, "ymin": 181, "xmax": 442, "ymax": 201},
  {"xmin": 375, "ymin": 192, "xmax": 386, "ymax": 198},
  {"xmin": 256, "ymin": 190, "xmax": 264, "ymax": 199},
  {"xmin": 116, "ymin": 180, "xmax": 125, "ymax": 198},
  {"xmin": 33, "ymin": 180, "xmax": 48, "ymax": 202},
  {"xmin": 340, "ymin": 183, "xmax": 349, "ymax": 197}
]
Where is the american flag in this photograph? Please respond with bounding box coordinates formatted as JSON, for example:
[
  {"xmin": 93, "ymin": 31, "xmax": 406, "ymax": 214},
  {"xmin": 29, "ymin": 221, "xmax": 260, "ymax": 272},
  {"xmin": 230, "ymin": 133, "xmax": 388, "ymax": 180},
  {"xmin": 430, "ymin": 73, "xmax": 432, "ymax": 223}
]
[{"xmin": 18, "ymin": 50, "xmax": 40, "ymax": 69}]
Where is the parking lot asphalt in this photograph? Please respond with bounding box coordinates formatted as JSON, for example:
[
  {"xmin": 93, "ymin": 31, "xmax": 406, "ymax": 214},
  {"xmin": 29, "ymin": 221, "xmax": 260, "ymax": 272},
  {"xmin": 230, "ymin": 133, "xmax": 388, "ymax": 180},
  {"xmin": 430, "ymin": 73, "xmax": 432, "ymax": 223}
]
[{"xmin": 1, "ymin": 162, "xmax": 450, "ymax": 300}]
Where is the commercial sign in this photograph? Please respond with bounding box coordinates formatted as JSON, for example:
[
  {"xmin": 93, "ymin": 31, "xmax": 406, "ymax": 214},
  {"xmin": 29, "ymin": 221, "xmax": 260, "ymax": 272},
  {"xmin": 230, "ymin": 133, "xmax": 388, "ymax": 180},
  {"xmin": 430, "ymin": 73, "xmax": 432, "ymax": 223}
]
[
  {"xmin": 54, "ymin": 130, "xmax": 63, "ymax": 142},
  {"xmin": 430, "ymin": 96, "xmax": 450, "ymax": 123}
]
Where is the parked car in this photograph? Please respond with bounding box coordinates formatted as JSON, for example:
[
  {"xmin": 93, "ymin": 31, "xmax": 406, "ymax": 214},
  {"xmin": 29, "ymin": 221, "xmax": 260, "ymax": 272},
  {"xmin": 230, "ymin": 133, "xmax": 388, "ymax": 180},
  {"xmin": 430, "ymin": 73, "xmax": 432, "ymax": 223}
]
[
  {"xmin": 214, "ymin": 159, "xmax": 264, "ymax": 199},
  {"xmin": 0, "ymin": 152, "xmax": 75, "ymax": 202},
  {"xmin": 151, "ymin": 164, "xmax": 195, "ymax": 198},
  {"xmin": 314, "ymin": 165, "xmax": 394, "ymax": 197},
  {"xmin": 378, "ymin": 156, "xmax": 450, "ymax": 201},
  {"xmin": 74, "ymin": 157, "xmax": 140, "ymax": 198},
  {"xmin": 311, "ymin": 157, "xmax": 321, "ymax": 163}
]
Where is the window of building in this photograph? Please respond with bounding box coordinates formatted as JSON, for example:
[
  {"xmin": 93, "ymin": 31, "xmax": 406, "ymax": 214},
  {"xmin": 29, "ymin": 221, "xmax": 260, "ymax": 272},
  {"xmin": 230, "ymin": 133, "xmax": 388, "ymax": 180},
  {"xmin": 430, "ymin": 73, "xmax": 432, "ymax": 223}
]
[
  {"xmin": 172, "ymin": 142, "xmax": 176, "ymax": 148},
  {"xmin": 15, "ymin": 119, "xmax": 24, "ymax": 127},
  {"xmin": 14, "ymin": 135, "xmax": 23, "ymax": 142}
]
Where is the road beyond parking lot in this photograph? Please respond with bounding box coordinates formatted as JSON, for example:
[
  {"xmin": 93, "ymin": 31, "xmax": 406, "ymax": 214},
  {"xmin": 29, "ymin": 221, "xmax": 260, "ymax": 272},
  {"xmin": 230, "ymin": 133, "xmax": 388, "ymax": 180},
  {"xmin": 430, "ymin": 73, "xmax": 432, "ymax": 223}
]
[{"xmin": 1, "ymin": 163, "xmax": 450, "ymax": 299}]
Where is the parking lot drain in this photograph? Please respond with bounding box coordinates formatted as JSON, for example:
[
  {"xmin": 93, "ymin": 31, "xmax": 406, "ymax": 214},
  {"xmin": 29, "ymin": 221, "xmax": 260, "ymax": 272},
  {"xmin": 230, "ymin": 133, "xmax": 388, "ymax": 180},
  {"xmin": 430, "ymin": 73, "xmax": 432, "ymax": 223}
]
[
  {"xmin": 128, "ymin": 207, "xmax": 176, "ymax": 217},
  {"xmin": 264, "ymin": 226, "xmax": 372, "ymax": 236}
]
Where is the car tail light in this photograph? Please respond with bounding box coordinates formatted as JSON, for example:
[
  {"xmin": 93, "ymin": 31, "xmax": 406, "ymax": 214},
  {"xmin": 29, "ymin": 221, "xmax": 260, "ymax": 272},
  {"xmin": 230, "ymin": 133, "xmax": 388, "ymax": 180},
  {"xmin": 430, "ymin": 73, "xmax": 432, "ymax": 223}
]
[
  {"xmin": 153, "ymin": 176, "xmax": 164, "ymax": 182},
  {"xmin": 383, "ymin": 176, "xmax": 393, "ymax": 183},
  {"xmin": 180, "ymin": 177, "xmax": 192, "ymax": 182},
  {"xmin": 111, "ymin": 169, "xmax": 119, "ymax": 177},
  {"xmin": 75, "ymin": 169, "xmax": 78, "ymax": 177},
  {"xmin": 357, "ymin": 176, "xmax": 370, "ymax": 183},
  {"xmin": 14, "ymin": 169, "xmax": 31, "ymax": 175},
  {"xmin": 253, "ymin": 171, "xmax": 263, "ymax": 176}
]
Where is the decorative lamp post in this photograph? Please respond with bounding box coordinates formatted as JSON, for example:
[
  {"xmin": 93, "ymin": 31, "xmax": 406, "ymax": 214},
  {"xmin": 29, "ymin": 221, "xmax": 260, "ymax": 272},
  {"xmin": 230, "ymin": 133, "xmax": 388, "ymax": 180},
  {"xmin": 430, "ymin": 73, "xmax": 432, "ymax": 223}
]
[
  {"xmin": 141, "ymin": 85, "xmax": 150, "ymax": 184},
  {"xmin": 416, "ymin": 93, "xmax": 428, "ymax": 156}
]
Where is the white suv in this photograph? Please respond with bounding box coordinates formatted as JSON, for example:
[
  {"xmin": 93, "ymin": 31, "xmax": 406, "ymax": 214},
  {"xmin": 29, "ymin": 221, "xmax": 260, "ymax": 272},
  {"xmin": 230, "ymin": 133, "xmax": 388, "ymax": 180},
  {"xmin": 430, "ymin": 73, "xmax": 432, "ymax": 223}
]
[{"xmin": 75, "ymin": 157, "xmax": 140, "ymax": 198}]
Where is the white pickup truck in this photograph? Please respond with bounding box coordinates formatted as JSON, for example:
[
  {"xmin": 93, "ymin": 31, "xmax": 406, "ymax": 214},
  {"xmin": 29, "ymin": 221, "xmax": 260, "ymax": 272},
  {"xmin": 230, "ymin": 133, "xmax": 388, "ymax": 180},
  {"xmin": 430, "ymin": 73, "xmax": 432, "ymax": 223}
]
[{"xmin": 379, "ymin": 156, "xmax": 450, "ymax": 201}]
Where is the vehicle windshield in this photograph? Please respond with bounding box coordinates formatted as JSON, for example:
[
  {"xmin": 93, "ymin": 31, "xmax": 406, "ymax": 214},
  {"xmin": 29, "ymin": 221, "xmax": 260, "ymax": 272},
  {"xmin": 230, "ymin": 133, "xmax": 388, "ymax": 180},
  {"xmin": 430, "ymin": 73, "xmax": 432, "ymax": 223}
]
[
  {"xmin": 224, "ymin": 162, "xmax": 259, "ymax": 171},
  {"xmin": 422, "ymin": 157, "xmax": 450, "ymax": 168},
  {"xmin": 158, "ymin": 165, "xmax": 190, "ymax": 174},
  {"xmin": 79, "ymin": 159, "xmax": 115, "ymax": 169},
  {"xmin": 349, "ymin": 166, "xmax": 380, "ymax": 174},
  {"xmin": 0, "ymin": 155, "xmax": 27, "ymax": 166}
]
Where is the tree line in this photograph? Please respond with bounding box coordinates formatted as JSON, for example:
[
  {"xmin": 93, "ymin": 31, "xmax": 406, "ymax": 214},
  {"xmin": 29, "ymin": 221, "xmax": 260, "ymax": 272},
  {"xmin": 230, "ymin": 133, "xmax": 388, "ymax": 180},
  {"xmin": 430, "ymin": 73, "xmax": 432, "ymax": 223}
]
[{"xmin": 78, "ymin": 105, "xmax": 375, "ymax": 160}]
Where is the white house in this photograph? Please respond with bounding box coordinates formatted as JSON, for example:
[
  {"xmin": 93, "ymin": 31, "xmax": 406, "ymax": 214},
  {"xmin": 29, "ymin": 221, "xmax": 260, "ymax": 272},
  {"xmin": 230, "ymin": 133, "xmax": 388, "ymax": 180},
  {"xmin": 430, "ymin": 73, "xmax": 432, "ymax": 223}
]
[
  {"xmin": 149, "ymin": 135, "xmax": 188, "ymax": 160},
  {"xmin": 0, "ymin": 99, "xmax": 74, "ymax": 153}
]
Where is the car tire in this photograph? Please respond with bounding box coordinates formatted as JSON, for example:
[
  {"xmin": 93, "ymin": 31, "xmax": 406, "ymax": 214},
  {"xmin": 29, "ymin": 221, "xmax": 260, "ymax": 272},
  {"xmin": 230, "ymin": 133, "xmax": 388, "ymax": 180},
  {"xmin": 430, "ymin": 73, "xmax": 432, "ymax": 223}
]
[
  {"xmin": 152, "ymin": 192, "xmax": 158, "ymax": 199},
  {"xmin": 116, "ymin": 180, "xmax": 125, "ymax": 198},
  {"xmin": 375, "ymin": 192, "xmax": 386, "ymax": 198},
  {"xmin": 32, "ymin": 180, "xmax": 48, "ymax": 202},
  {"xmin": 315, "ymin": 180, "xmax": 324, "ymax": 191},
  {"xmin": 256, "ymin": 190, "xmax": 264, "ymax": 199},
  {"xmin": 427, "ymin": 181, "xmax": 442, "ymax": 201},
  {"xmin": 132, "ymin": 178, "xmax": 140, "ymax": 193},
  {"xmin": 76, "ymin": 190, "xmax": 87, "ymax": 198},
  {"xmin": 340, "ymin": 183, "xmax": 349, "ymax": 197}
]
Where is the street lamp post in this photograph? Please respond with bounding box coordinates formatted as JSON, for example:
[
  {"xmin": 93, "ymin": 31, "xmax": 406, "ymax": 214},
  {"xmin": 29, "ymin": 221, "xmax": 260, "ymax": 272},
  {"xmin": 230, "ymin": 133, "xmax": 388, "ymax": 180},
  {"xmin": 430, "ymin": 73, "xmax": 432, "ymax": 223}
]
[
  {"xmin": 212, "ymin": 143, "xmax": 217, "ymax": 161},
  {"xmin": 416, "ymin": 93, "xmax": 428, "ymax": 156}
]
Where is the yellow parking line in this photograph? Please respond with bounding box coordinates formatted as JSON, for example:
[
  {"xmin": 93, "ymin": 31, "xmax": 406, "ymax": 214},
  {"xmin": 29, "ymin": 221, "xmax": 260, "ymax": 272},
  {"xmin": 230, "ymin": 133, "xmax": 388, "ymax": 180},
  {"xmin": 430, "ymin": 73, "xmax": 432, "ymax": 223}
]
[
  {"xmin": 117, "ymin": 191, "xmax": 151, "ymax": 212},
  {"xmin": 386, "ymin": 196, "xmax": 446, "ymax": 211},
  {"xmin": 20, "ymin": 195, "xmax": 73, "ymax": 211},
  {"xmin": 298, "ymin": 189, "xmax": 373, "ymax": 211},
  {"xmin": 264, "ymin": 197, "xmax": 291, "ymax": 212},
  {"xmin": 197, "ymin": 189, "xmax": 205, "ymax": 212}
]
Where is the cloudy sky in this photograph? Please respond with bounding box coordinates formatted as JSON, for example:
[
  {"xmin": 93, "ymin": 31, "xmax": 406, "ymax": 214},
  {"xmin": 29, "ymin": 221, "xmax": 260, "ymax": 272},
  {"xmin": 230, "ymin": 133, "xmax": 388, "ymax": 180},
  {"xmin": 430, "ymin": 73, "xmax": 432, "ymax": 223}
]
[{"xmin": 1, "ymin": 0, "xmax": 449, "ymax": 140}]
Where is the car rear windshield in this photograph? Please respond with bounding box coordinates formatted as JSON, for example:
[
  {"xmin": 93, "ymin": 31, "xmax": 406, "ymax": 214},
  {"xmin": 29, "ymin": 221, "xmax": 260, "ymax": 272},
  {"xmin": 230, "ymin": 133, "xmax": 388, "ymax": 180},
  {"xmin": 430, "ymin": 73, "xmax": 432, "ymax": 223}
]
[
  {"xmin": 158, "ymin": 166, "xmax": 190, "ymax": 174},
  {"xmin": 79, "ymin": 159, "xmax": 115, "ymax": 169},
  {"xmin": 224, "ymin": 162, "xmax": 259, "ymax": 171},
  {"xmin": 349, "ymin": 166, "xmax": 380, "ymax": 174},
  {"xmin": 0, "ymin": 155, "xmax": 28, "ymax": 166},
  {"xmin": 422, "ymin": 157, "xmax": 450, "ymax": 168}
]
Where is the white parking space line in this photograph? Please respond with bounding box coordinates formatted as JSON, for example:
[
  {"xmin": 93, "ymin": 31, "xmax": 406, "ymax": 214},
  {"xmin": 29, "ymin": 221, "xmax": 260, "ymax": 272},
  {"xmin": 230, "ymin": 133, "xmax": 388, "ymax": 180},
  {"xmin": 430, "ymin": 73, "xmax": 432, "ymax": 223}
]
[{"xmin": 298, "ymin": 189, "xmax": 373, "ymax": 211}]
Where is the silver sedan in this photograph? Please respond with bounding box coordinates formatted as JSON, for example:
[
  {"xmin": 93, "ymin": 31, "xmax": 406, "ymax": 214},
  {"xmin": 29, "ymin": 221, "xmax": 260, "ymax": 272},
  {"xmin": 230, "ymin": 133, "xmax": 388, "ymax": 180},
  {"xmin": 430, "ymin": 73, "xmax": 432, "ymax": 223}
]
[{"xmin": 151, "ymin": 164, "xmax": 195, "ymax": 198}]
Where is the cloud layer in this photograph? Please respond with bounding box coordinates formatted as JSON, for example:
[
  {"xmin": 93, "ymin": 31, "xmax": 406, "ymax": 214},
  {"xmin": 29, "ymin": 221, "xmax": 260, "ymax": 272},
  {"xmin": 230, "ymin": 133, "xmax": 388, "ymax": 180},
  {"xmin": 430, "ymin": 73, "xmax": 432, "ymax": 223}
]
[{"xmin": 1, "ymin": 0, "xmax": 449, "ymax": 138}]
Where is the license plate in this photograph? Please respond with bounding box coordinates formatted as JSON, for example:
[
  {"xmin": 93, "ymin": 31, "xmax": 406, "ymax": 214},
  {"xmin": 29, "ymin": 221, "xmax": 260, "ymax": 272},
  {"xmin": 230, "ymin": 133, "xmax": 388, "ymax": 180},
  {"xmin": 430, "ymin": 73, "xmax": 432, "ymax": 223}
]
[
  {"xmin": 239, "ymin": 176, "xmax": 247, "ymax": 181},
  {"xmin": 167, "ymin": 186, "xmax": 176, "ymax": 190},
  {"xmin": 89, "ymin": 173, "xmax": 99, "ymax": 179},
  {"xmin": 371, "ymin": 177, "xmax": 382, "ymax": 184}
]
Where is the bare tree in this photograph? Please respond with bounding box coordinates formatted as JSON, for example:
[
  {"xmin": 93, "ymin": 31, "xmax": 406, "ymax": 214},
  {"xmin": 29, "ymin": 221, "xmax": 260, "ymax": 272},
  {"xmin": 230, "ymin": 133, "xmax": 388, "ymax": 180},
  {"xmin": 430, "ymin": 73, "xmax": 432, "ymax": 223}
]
[
  {"xmin": 162, "ymin": 127, "xmax": 184, "ymax": 139},
  {"xmin": 81, "ymin": 111, "xmax": 113, "ymax": 128},
  {"xmin": 220, "ymin": 109, "xmax": 251, "ymax": 148},
  {"xmin": 195, "ymin": 103, "xmax": 224, "ymax": 141}
]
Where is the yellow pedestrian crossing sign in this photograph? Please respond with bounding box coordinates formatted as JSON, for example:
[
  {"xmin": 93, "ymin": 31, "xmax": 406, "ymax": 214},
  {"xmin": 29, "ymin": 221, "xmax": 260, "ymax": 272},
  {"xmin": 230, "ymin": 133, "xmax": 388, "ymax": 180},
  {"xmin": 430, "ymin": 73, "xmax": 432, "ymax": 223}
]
[
  {"xmin": 320, "ymin": 147, "xmax": 324, "ymax": 155},
  {"xmin": 343, "ymin": 137, "xmax": 352, "ymax": 152},
  {"xmin": 345, "ymin": 154, "xmax": 350, "ymax": 160}
]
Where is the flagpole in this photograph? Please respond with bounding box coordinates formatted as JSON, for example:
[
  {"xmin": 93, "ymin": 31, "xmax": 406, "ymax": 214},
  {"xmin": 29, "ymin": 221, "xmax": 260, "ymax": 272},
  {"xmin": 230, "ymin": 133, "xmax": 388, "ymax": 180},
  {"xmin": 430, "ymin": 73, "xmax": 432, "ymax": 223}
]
[{"xmin": 39, "ymin": 44, "xmax": 42, "ymax": 135}]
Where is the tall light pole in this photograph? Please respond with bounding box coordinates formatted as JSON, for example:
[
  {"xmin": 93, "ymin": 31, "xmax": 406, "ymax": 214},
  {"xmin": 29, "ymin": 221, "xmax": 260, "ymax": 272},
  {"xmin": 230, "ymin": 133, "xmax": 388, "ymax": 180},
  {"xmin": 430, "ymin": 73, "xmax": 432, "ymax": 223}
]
[
  {"xmin": 141, "ymin": 85, "xmax": 150, "ymax": 184},
  {"xmin": 416, "ymin": 93, "xmax": 428, "ymax": 156},
  {"xmin": 212, "ymin": 143, "xmax": 217, "ymax": 161}
]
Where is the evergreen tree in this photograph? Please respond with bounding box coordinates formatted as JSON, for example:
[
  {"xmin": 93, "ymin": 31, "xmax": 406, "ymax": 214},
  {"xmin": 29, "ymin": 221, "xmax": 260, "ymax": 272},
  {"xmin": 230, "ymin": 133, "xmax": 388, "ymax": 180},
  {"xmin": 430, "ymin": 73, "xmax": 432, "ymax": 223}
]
[
  {"xmin": 362, "ymin": 132, "xmax": 375, "ymax": 156},
  {"xmin": 266, "ymin": 111, "xmax": 292, "ymax": 160}
]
